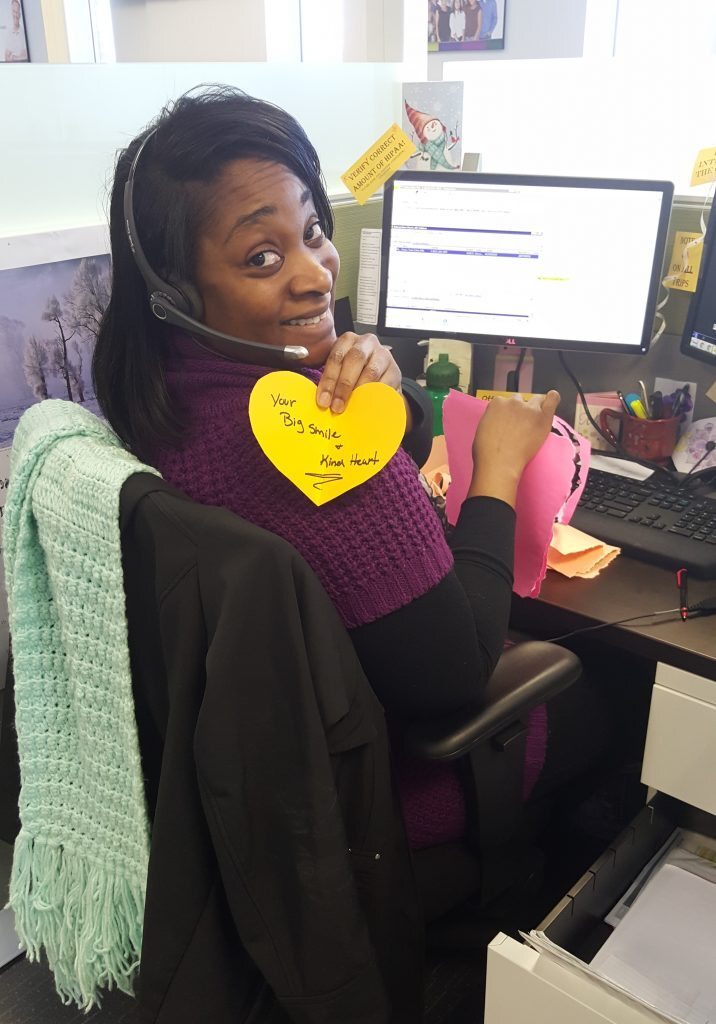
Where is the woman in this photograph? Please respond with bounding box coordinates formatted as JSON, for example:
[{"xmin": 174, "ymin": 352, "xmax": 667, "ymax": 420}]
[
  {"xmin": 450, "ymin": 0, "xmax": 466, "ymax": 41},
  {"xmin": 436, "ymin": 0, "xmax": 452, "ymax": 42},
  {"xmin": 94, "ymin": 86, "xmax": 603, "ymax": 848},
  {"xmin": 465, "ymin": 0, "xmax": 482, "ymax": 40}
]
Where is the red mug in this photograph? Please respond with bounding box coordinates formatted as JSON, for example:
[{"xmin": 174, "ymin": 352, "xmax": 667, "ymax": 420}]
[{"xmin": 599, "ymin": 409, "xmax": 680, "ymax": 463}]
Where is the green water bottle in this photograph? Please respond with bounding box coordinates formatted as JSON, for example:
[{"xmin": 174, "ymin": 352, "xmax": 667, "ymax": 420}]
[{"xmin": 425, "ymin": 353, "xmax": 461, "ymax": 435}]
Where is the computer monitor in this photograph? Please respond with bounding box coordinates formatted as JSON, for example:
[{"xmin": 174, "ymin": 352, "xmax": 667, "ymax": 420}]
[
  {"xmin": 378, "ymin": 171, "xmax": 674, "ymax": 356},
  {"xmin": 680, "ymin": 200, "xmax": 716, "ymax": 366}
]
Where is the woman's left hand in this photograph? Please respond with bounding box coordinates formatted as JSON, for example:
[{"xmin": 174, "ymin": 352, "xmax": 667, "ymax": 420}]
[{"xmin": 316, "ymin": 333, "xmax": 402, "ymax": 414}]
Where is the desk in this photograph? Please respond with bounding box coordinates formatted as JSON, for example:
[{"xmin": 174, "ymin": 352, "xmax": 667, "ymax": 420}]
[
  {"xmin": 510, "ymin": 555, "xmax": 716, "ymax": 681},
  {"xmin": 486, "ymin": 554, "xmax": 716, "ymax": 1023}
]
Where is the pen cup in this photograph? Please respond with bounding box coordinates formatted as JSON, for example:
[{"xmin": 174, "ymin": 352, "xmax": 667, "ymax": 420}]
[{"xmin": 599, "ymin": 409, "xmax": 680, "ymax": 463}]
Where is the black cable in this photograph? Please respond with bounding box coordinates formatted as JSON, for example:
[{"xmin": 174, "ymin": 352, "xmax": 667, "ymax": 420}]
[
  {"xmin": 558, "ymin": 351, "xmax": 619, "ymax": 452},
  {"xmin": 546, "ymin": 608, "xmax": 680, "ymax": 643},
  {"xmin": 678, "ymin": 441, "xmax": 716, "ymax": 488},
  {"xmin": 506, "ymin": 348, "xmax": 526, "ymax": 392},
  {"xmin": 546, "ymin": 597, "xmax": 716, "ymax": 644}
]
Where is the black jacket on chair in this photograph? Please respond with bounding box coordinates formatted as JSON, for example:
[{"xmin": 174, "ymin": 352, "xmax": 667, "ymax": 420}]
[{"xmin": 119, "ymin": 474, "xmax": 423, "ymax": 1024}]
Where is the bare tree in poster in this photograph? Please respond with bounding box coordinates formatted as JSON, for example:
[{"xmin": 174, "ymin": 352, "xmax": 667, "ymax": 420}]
[
  {"xmin": 68, "ymin": 342, "xmax": 86, "ymax": 403},
  {"xmin": 23, "ymin": 335, "xmax": 50, "ymax": 401},
  {"xmin": 65, "ymin": 258, "xmax": 111, "ymax": 344},
  {"xmin": 65, "ymin": 257, "xmax": 111, "ymax": 400},
  {"xmin": 42, "ymin": 296, "xmax": 77, "ymax": 402}
]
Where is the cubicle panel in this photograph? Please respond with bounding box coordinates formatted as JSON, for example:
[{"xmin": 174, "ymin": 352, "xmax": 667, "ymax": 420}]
[{"xmin": 2, "ymin": 63, "xmax": 403, "ymax": 236}]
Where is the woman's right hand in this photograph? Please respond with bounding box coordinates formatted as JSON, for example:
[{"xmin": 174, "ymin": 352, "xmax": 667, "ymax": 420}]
[{"xmin": 468, "ymin": 390, "xmax": 561, "ymax": 507}]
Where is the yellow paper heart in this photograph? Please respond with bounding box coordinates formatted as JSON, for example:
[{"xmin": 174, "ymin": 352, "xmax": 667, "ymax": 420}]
[{"xmin": 249, "ymin": 371, "xmax": 406, "ymax": 506}]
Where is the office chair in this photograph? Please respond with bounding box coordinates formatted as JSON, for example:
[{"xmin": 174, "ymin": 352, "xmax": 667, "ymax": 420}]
[
  {"xmin": 0, "ymin": 483, "xmax": 581, "ymax": 1020},
  {"xmin": 401, "ymin": 639, "xmax": 581, "ymax": 922}
]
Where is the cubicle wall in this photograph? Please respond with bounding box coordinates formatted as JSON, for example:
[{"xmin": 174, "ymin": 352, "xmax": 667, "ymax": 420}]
[
  {"xmin": 2, "ymin": 62, "xmax": 404, "ymax": 236},
  {"xmin": 3, "ymin": 59, "xmax": 714, "ymax": 417}
]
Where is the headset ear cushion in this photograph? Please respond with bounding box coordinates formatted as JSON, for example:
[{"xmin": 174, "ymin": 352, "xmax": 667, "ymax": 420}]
[{"xmin": 167, "ymin": 276, "xmax": 204, "ymax": 321}]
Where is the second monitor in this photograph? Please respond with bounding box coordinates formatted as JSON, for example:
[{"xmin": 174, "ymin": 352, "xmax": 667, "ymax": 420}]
[{"xmin": 378, "ymin": 171, "xmax": 673, "ymax": 356}]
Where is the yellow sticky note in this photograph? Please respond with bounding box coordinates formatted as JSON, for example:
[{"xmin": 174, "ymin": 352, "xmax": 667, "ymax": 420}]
[
  {"xmin": 664, "ymin": 231, "xmax": 703, "ymax": 292},
  {"xmin": 691, "ymin": 147, "xmax": 716, "ymax": 187},
  {"xmin": 473, "ymin": 389, "xmax": 540, "ymax": 402},
  {"xmin": 248, "ymin": 372, "xmax": 406, "ymax": 506},
  {"xmin": 341, "ymin": 125, "xmax": 417, "ymax": 205}
]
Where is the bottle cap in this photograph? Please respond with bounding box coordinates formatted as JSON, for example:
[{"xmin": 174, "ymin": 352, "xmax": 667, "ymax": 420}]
[{"xmin": 426, "ymin": 352, "xmax": 460, "ymax": 389}]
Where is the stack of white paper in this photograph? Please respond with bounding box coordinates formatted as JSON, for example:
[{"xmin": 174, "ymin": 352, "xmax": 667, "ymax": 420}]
[{"xmin": 592, "ymin": 863, "xmax": 716, "ymax": 1024}]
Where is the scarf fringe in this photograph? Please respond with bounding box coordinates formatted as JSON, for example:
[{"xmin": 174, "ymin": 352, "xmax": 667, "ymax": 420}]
[{"xmin": 8, "ymin": 831, "xmax": 144, "ymax": 1010}]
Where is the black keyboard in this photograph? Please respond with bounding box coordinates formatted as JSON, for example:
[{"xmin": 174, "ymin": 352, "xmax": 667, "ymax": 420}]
[{"xmin": 571, "ymin": 469, "xmax": 716, "ymax": 578}]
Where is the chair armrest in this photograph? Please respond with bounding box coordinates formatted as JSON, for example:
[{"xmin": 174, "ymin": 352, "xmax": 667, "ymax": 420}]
[{"xmin": 402, "ymin": 641, "xmax": 581, "ymax": 762}]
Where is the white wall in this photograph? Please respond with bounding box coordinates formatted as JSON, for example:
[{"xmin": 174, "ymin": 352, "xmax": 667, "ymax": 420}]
[
  {"xmin": 429, "ymin": 0, "xmax": 588, "ymax": 79},
  {"xmin": 110, "ymin": 0, "xmax": 268, "ymax": 61},
  {"xmin": 443, "ymin": 56, "xmax": 716, "ymax": 194},
  {"xmin": 1, "ymin": 63, "xmax": 403, "ymax": 236}
]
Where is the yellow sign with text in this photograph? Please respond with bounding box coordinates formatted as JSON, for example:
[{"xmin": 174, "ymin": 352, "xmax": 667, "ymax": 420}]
[
  {"xmin": 341, "ymin": 124, "xmax": 417, "ymax": 205},
  {"xmin": 691, "ymin": 146, "xmax": 716, "ymax": 187},
  {"xmin": 248, "ymin": 372, "xmax": 406, "ymax": 506},
  {"xmin": 474, "ymin": 389, "xmax": 540, "ymax": 402},
  {"xmin": 664, "ymin": 231, "xmax": 704, "ymax": 292}
]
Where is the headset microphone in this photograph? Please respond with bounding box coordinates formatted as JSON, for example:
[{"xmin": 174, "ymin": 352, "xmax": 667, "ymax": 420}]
[{"xmin": 122, "ymin": 129, "xmax": 309, "ymax": 366}]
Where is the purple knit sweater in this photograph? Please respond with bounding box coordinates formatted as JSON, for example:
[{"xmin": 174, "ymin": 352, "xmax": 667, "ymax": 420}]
[
  {"xmin": 153, "ymin": 336, "xmax": 547, "ymax": 849},
  {"xmin": 154, "ymin": 335, "xmax": 454, "ymax": 629}
]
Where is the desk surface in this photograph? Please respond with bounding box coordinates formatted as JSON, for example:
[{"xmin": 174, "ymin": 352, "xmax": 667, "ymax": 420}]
[{"xmin": 511, "ymin": 557, "xmax": 716, "ymax": 681}]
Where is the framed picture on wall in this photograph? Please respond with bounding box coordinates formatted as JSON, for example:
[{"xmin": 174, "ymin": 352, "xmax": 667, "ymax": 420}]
[
  {"xmin": 0, "ymin": 226, "xmax": 110, "ymax": 449},
  {"xmin": 1, "ymin": 0, "xmax": 29, "ymax": 61},
  {"xmin": 428, "ymin": 0, "xmax": 506, "ymax": 53}
]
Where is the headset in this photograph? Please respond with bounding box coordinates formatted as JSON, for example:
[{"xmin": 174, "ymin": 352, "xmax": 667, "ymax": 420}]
[{"xmin": 122, "ymin": 128, "xmax": 309, "ymax": 366}]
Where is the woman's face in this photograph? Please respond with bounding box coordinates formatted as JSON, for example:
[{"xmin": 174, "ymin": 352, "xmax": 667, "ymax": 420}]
[{"xmin": 194, "ymin": 159, "xmax": 340, "ymax": 367}]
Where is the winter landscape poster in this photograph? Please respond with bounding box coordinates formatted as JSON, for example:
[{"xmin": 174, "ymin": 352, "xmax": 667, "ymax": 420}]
[
  {"xmin": 402, "ymin": 81, "xmax": 464, "ymax": 172},
  {"xmin": 0, "ymin": 252, "xmax": 110, "ymax": 448}
]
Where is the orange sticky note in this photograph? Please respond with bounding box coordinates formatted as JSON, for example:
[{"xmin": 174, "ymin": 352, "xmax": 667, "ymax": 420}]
[{"xmin": 341, "ymin": 125, "xmax": 416, "ymax": 205}]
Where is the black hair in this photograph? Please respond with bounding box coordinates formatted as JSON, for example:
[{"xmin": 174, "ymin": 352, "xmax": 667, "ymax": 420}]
[{"xmin": 92, "ymin": 84, "xmax": 334, "ymax": 460}]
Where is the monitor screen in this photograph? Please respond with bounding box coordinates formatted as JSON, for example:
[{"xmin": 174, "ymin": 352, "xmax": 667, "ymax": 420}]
[
  {"xmin": 681, "ymin": 201, "xmax": 716, "ymax": 366},
  {"xmin": 378, "ymin": 171, "xmax": 673, "ymax": 356}
]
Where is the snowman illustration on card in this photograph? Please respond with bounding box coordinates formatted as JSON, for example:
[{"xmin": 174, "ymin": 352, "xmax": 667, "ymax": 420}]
[{"xmin": 402, "ymin": 82, "xmax": 463, "ymax": 171}]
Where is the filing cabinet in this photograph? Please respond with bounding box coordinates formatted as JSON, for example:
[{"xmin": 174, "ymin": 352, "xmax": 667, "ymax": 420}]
[{"xmin": 484, "ymin": 663, "xmax": 716, "ymax": 1023}]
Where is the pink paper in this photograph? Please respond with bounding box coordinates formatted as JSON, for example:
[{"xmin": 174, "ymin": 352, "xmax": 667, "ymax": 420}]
[{"xmin": 443, "ymin": 391, "xmax": 590, "ymax": 598}]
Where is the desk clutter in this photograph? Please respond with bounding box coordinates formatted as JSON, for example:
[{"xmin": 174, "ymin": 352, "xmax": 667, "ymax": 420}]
[{"xmin": 421, "ymin": 394, "xmax": 624, "ymax": 597}]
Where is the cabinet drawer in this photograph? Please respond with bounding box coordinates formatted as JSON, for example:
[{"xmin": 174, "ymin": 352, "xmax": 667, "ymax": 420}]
[
  {"xmin": 485, "ymin": 805, "xmax": 676, "ymax": 1024},
  {"xmin": 486, "ymin": 934, "xmax": 664, "ymax": 1024},
  {"xmin": 642, "ymin": 673, "xmax": 716, "ymax": 816}
]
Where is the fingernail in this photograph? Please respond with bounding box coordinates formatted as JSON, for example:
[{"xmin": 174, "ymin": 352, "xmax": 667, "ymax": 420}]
[
  {"xmin": 331, "ymin": 398, "xmax": 344, "ymax": 414},
  {"xmin": 317, "ymin": 392, "xmax": 331, "ymax": 408}
]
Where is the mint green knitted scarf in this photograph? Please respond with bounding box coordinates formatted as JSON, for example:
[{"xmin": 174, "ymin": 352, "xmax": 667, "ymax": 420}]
[{"xmin": 3, "ymin": 400, "xmax": 159, "ymax": 1008}]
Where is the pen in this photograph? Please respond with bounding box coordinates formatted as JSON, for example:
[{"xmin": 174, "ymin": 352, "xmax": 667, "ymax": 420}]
[
  {"xmin": 677, "ymin": 568, "xmax": 689, "ymax": 621},
  {"xmin": 616, "ymin": 390, "xmax": 633, "ymax": 415},
  {"xmin": 638, "ymin": 380, "xmax": 650, "ymax": 415},
  {"xmin": 649, "ymin": 391, "xmax": 663, "ymax": 419},
  {"xmin": 671, "ymin": 385, "xmax": 688, "ymax": 415},
  {"xmin": 672, "ymin": 384, "xmax": 690, "ymax": 418}
]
